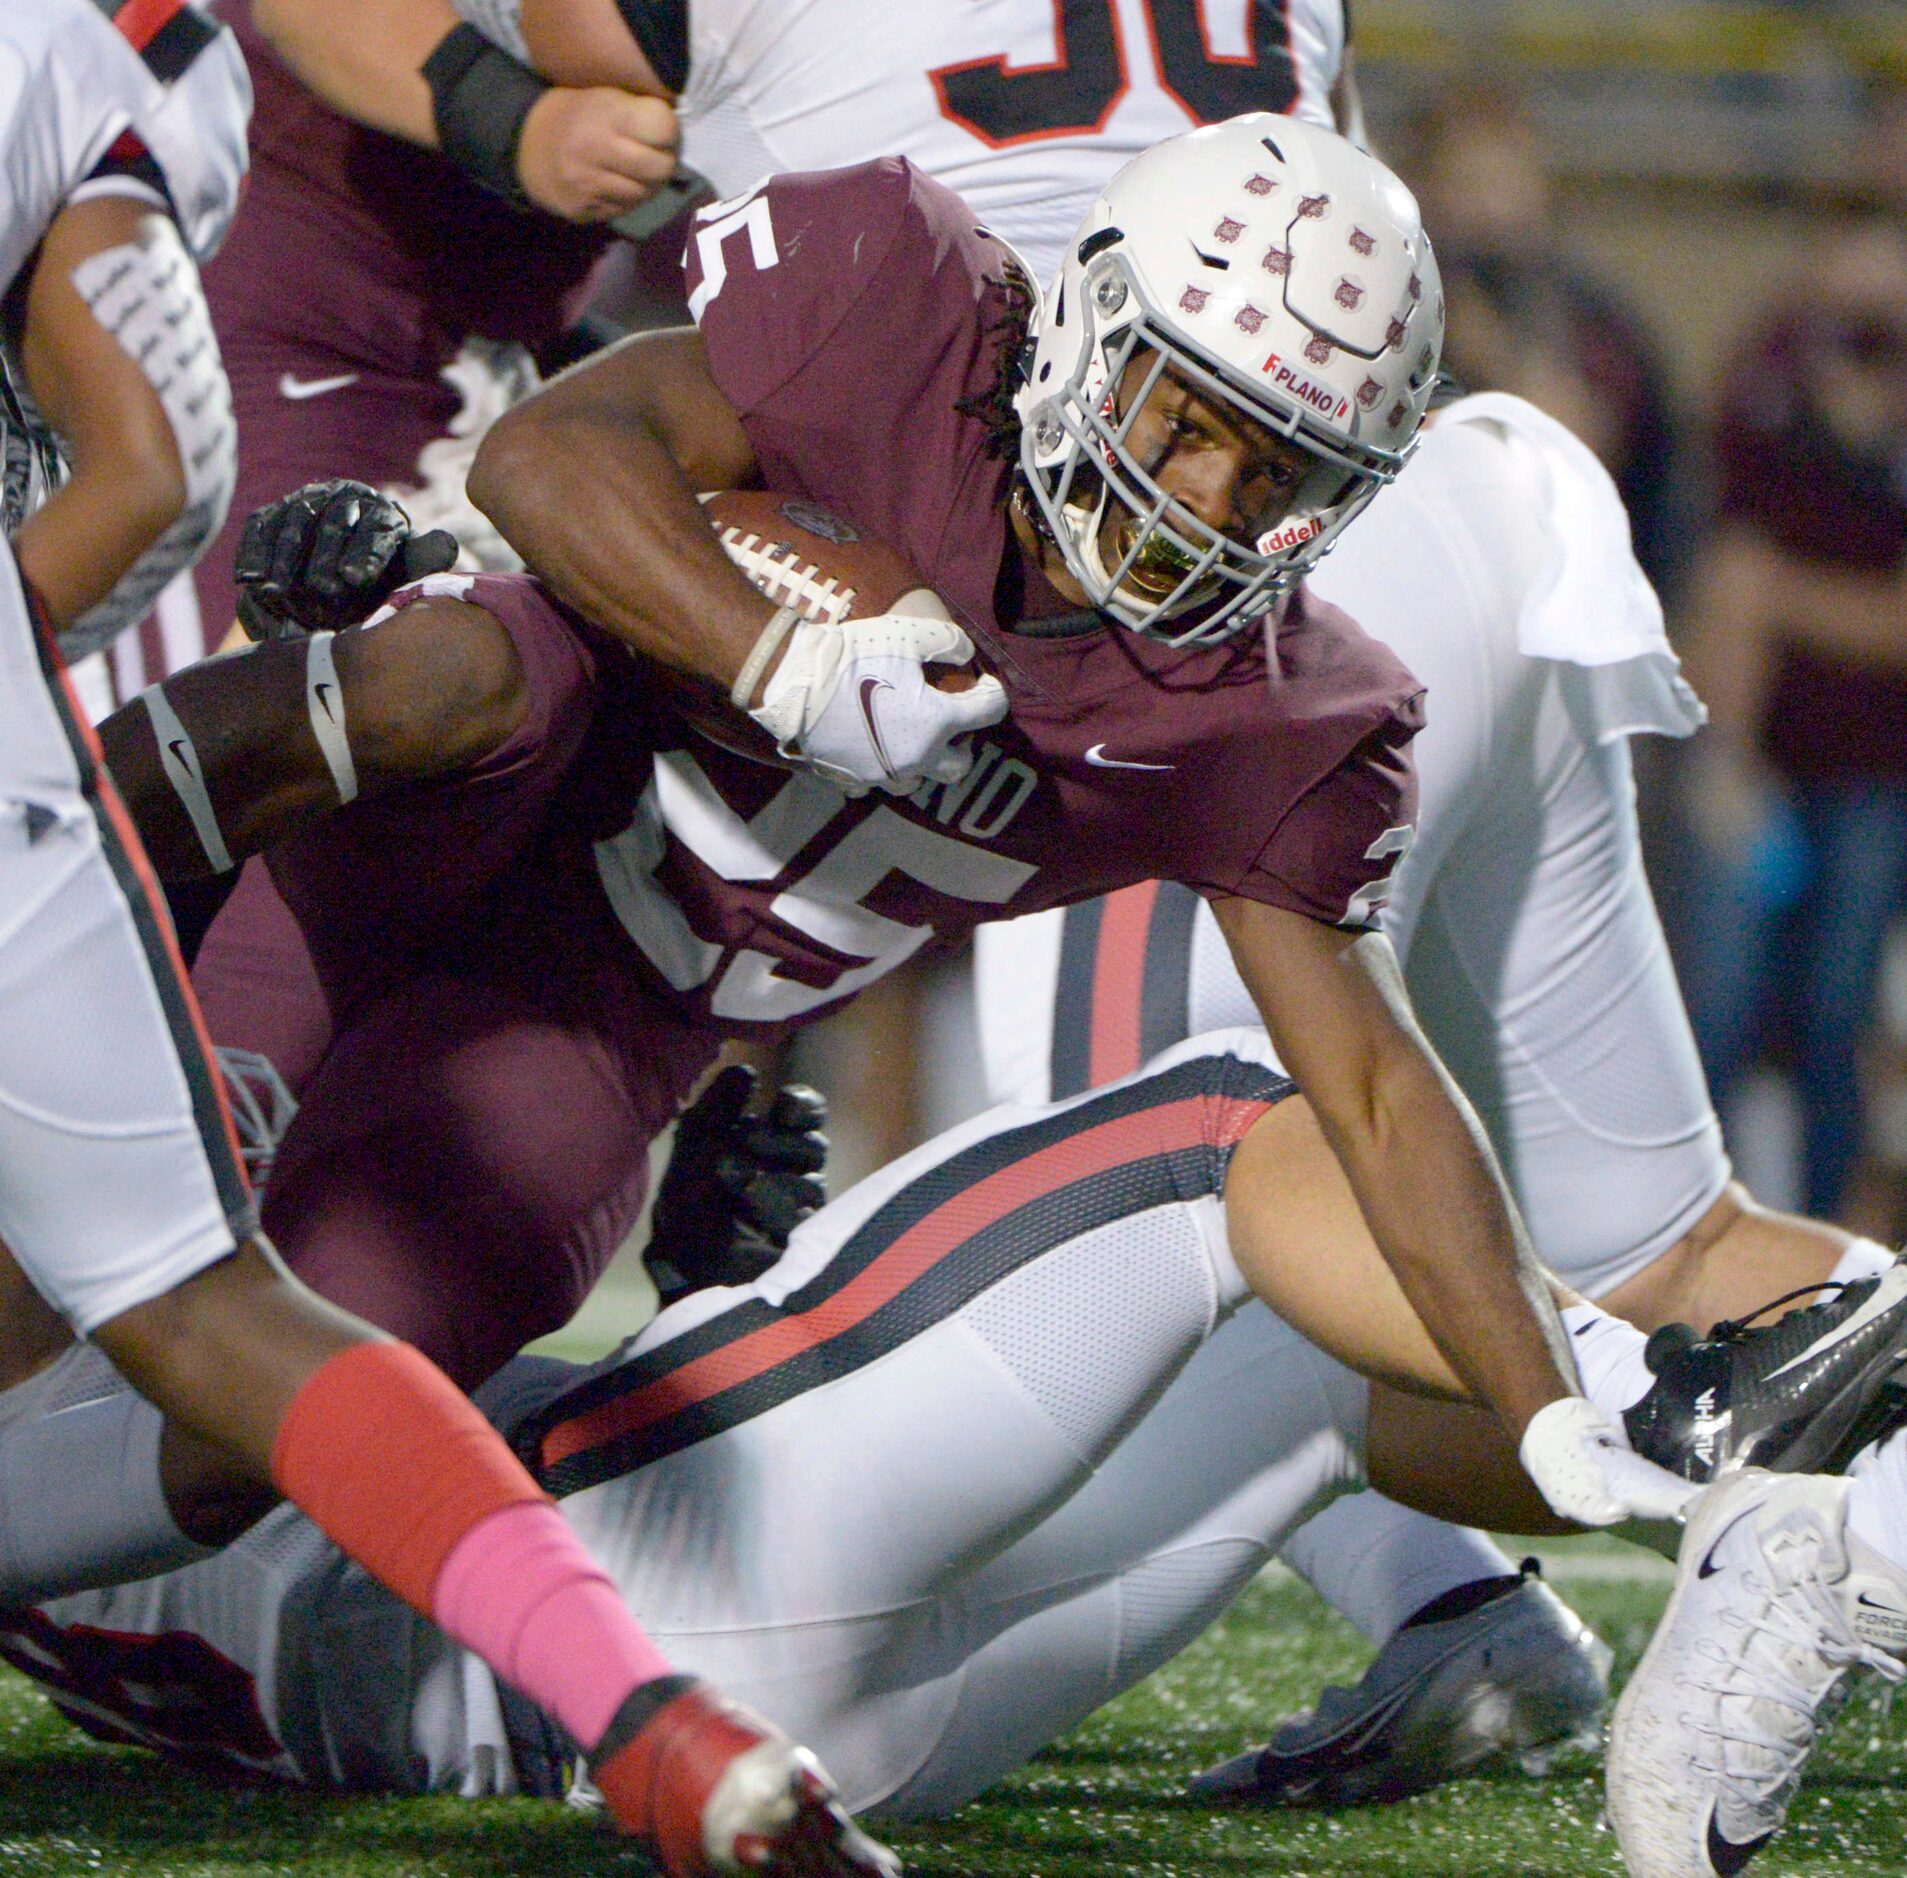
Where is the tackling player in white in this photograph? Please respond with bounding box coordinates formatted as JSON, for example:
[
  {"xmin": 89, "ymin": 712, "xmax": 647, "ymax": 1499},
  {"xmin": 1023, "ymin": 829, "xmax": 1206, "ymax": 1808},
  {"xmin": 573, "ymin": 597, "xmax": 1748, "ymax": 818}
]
[{"xmin": 9, "ymin": 1031, "xmax": 1907, "ymax": 1878}]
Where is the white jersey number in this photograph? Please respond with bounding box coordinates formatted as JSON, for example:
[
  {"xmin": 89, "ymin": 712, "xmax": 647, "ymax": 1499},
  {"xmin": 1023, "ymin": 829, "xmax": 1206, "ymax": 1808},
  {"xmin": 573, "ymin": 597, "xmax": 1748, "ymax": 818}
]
[
  {"xmin": 596, "ymin": 752, "xmax": 1037, "ymax": 1023},
  {"xmin": 686, "ymin": 189, "xmax": 779, "ymax": 322}
]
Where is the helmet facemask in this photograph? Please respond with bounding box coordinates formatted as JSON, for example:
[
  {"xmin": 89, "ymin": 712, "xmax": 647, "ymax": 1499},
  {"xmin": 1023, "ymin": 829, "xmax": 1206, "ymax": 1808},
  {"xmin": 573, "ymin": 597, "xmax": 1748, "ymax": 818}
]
[
  {"xmin": 1012, "ymin": 114, "xmax": 1444, "ymax": 648},
  {"xmin": 1020, "ymin": 253, "xmax": 1391, "ymax": 646}
]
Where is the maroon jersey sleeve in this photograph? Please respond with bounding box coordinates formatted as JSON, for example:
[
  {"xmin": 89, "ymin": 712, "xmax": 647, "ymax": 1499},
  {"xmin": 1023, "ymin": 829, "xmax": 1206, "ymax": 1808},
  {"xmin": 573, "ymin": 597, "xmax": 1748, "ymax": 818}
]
[
  {"xmin": 685, "ymin": 160, "xmax": 922, "ymax": 416},
  {"xmin": 1230, "ymin": 706, "xmax": 1421, "ymax": 929}
]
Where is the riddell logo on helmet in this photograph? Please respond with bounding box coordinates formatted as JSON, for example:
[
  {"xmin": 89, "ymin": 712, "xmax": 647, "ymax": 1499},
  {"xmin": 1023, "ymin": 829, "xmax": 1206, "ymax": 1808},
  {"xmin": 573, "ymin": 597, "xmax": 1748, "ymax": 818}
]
[
  {"xmin": 1260, "ymin": 352, "xmax": 1351, "ymax": 422},
  {"xmin": 1258, "ymin": 515, "xmax": 1325, "ymax": 553}
]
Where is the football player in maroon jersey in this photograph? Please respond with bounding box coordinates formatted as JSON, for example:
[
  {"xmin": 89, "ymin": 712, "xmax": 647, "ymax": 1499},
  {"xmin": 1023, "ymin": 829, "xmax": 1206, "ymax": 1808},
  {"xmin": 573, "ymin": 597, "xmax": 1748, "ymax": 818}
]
[
  {"xmin": 93, "ymin": 122, "xmax": 1695, "ymax": 1554},
  {"xmin": 113, "ymin": 0, "xmax": 683, "ymax": 695}
]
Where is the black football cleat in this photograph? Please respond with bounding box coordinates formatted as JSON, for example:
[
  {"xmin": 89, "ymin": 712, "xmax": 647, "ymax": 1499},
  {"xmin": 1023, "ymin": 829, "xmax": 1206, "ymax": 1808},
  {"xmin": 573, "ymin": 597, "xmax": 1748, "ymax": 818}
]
[
  {"xmin": 1623, "ymin": 1263, "xmax": 1907, "ymax": 1484},
  {"xmin": 1188, "ymin": 1565, "xmax": 1609, "ymax": 1808}
]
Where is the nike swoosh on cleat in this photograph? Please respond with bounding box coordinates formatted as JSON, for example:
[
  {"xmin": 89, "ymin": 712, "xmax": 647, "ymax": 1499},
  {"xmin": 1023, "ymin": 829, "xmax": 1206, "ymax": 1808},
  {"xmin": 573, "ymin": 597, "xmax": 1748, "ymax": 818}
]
[
  {"xmin": 1085, "ymin": 742, "xmax": 1175, "ymax": 771},
  {"xmin": 1698, "ymin": 1506, "xmax": 1759, "ymax": 1580},
  {"xmin": 857, "ymin": 676, "xmax": 897, "ymax": 779},
  {"xmin": 279, "ymin": 371, "xmax": 360, "ymax": 401},
  {"xmin": 1764, "ymin": 1277, "xmax": 1906, "ymax": 1379},
  {"xmin": 1706, "ymin": 1808, "xmax": 1775, "ymax": 1875}
]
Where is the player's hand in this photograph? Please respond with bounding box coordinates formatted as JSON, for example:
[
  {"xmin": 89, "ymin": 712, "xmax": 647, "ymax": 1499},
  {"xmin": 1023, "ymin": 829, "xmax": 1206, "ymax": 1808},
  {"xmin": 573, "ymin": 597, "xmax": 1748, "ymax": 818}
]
[
  {"xmin": 515, "ymin": 88, "xmax": 679, "ymax": 223},
  {"xmin": 749, "ymin": 613, "xmax": 1010, "ymax": 797},
  {"xmin": 235, "ymin": 480, "xmax": 458, "ymax": 640},
  {"xmin": 1519, "ymin": 1396, "xmax": 1700, "ymax": 1528},
  {"xmin": 648, "ymin": 1065, "xmax": 828, "ymax": 1296}
]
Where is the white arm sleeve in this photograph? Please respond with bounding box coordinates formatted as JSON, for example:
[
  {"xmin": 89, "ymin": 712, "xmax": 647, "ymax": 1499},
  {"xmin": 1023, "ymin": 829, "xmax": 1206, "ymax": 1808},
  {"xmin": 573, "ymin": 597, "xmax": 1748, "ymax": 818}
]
[{"xmin": 57, "ymin": 218, "xmax": 235, "ymax": 661}]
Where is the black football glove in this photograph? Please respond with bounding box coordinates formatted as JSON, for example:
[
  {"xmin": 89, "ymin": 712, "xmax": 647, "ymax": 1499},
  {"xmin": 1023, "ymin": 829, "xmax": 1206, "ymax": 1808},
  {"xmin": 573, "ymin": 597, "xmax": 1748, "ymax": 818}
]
[
  {"xmin": 648, "ymin": 1065, "xmax": 828, "ymax": 1299},
  {"xmin": 234, "ymin": 479, "xmax": 459, "ymax": 640}
]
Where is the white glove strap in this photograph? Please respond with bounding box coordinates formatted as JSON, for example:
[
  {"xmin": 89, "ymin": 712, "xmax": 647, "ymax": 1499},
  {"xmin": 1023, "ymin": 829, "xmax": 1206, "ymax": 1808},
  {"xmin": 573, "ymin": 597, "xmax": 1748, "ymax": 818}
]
[
  {"xmin": 748, "ymin": 617, "xmax": 845, "ymax": 748},
  {"xmin": 729, "ymin": 604, "xmax": 802, "ymax": 715}
]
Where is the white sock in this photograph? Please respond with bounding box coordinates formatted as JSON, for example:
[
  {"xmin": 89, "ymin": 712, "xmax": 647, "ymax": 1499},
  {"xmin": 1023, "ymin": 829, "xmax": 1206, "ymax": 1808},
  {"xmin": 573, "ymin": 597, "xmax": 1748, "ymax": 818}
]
[
  {"xmin": 0, "ymin": 1347, "xmax": 212, "ymax": 1602},
  {"xmin": 1848, "ymin": 1430, "xmax": 1907, "ymax": 1576},
  {"xmin": 1560, "ymin": 1302, "xmax": 1656, "ymax": 1421},
  {"xmin": 1829, "ymin": 1238, "xmax": 1898, "ymax": 1290},
  {"xmin": 1280, "ymin": 1492, "xmax": 1519, "ymax": 1645}
]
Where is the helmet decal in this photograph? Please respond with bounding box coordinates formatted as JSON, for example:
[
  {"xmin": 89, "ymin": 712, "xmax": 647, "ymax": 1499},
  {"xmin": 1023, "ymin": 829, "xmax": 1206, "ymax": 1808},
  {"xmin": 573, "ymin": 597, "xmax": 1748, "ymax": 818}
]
[{"xmin": 1012, "ymin": 113, "xmax": 1443, "ymax": 644}]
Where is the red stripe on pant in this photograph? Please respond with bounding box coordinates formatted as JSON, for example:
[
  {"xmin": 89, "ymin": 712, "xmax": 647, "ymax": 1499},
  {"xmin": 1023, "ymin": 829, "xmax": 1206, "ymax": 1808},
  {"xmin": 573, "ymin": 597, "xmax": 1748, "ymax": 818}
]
[
  {"xmin": 1088, "ymin": 881, "xmax": 1161, "ymax": 1088},
  {"xmin": 111, "ymin": 0, "xmax": 187, "ymax": 53},
  {"xmin": 540, "ymin": 1089, "xmax": 1270, "ymax": 1471}
]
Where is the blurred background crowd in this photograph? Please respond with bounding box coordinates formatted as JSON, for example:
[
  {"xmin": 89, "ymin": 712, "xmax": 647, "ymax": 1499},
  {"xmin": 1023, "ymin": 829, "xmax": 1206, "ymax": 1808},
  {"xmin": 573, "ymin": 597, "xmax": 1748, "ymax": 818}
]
[{"xmin": 107, "ymin": 0, "xmax": 1907, "ymax": 1268}]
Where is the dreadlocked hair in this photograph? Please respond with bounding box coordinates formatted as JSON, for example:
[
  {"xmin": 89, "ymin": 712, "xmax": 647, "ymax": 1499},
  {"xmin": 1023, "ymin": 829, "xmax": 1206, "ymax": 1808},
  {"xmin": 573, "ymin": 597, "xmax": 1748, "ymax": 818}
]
[{"xmin": 956, "ymin": 262, "xmax": 1037, "ymax": 461}]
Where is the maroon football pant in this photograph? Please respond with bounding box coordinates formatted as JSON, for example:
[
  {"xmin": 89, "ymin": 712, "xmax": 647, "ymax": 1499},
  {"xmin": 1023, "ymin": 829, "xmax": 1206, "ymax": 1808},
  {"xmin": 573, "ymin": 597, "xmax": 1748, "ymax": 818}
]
[
  {"xmin": 191, "ymin": 581, "xmax": 717, "ymax": 1390},
  {"xmin": 201, "ymin": 877, "xmax": 711, "ymax": 1389}
]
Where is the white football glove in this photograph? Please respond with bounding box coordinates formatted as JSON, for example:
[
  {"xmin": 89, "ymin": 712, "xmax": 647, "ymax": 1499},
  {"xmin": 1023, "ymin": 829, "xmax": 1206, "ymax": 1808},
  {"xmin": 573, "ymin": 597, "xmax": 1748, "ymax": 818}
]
[
  {"xmin": 749, "ymin": 612, "xmax": 1009, "ymax": 797},
  {"xmin": 1519, "ymin": 1395, "xmax": 1700, "ymax": 1528}
]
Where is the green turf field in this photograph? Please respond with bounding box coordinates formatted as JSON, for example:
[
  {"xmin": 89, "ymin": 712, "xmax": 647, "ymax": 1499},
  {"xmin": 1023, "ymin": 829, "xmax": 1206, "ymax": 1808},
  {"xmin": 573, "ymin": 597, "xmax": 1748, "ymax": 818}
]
[{"xmin": 1, "ymin": 1538, "xmax": 1901, "ymax": 1877}]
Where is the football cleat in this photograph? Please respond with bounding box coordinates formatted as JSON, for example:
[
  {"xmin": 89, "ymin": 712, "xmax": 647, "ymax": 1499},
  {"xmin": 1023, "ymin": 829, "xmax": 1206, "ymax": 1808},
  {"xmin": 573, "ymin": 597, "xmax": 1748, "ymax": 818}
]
[
  {"xmin": 1606, "ymin": 1469, "xmax": 1907, "ymax": 1878},
  {"xmin": 1188, "ymin": 1564, "xmax": 1610, "ymax": 1808},
  {"xmin": 1623, "ymin": 1264, "xmax": 1907, "ymax": 1485},
  {"xmin": 590, "ymin": 1677, "xmax": 902, "ymax": 1876}
]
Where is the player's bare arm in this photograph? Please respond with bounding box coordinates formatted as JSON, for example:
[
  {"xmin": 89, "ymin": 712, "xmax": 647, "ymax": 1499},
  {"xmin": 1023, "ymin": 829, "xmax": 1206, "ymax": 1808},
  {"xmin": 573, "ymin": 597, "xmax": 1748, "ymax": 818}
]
[
  {"xmin": 471, "ymin": 328, "xmax": 775, "ymax": 687},
  {"xmin": 97, "ymin": 598, "xmax": 527, "ymax": 880},
  {"xmin": 519, "ymin": 0, "xmax": 670, "ymax": 94},
  {"xmin": 11, "ymin": 198, "xmax": 192, "ymax": 629},
  {"xmin": 254, "ymin": 0, "xmax": 677, "ymax": 222},
  {"xmin": 1212, "ymin": 896, "xmax": 1579, "ymax": 1434}
]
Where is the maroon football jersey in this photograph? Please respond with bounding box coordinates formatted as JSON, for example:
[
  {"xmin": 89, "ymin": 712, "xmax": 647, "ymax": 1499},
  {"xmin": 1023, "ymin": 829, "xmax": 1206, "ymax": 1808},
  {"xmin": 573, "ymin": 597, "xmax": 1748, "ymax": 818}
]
[
  {"xmin": 214, "ymin": 0, "xmax": 609, "ymax": 352},
  {"xmin": 1713, "ymin": 311, "xmax": 1907, "ymax": 783},
  {"xmin": 407, "ymin": 167, "xmax": 1425, "ymax": 1037}
]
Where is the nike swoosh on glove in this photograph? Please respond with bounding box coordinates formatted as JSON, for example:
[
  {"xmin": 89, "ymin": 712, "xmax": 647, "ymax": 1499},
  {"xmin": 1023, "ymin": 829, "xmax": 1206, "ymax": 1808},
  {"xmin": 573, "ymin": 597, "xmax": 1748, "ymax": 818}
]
[
  {"xmin": 749, "ymin": 612, "xmax": 1009, "ymax": 797},
  {"xmin": 1520, "ymin": 1395, "xmax": 1700, "ymax": 1528}
]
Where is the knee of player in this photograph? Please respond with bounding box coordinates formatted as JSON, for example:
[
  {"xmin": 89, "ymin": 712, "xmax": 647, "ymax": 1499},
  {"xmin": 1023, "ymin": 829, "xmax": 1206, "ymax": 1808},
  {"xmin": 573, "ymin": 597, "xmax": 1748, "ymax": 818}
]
[{"xmin": 342, "ymin": 599, "xmax": 530, "ymax": 777}]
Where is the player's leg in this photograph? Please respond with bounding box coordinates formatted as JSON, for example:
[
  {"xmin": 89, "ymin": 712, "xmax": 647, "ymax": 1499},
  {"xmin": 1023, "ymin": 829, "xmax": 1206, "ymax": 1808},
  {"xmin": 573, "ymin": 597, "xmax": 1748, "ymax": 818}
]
[
  {"xmin": 259, "ymin": 964, "xmax": 713, "ymax": 1388},
  {"xmin": 876, "ymin": 1300, "xmax": 1371, "ymax": 1815},
  {"xmin": 10, "ymin": 1038, "xmax": 1303, "ymax": 1812},
  {"xmin": 1, "ymin": 560, "xmax": 893, "ymax": 1875},
  {"xmin": 974, "ymin": 902, "xmax": 1607, "ymax": 1791}
]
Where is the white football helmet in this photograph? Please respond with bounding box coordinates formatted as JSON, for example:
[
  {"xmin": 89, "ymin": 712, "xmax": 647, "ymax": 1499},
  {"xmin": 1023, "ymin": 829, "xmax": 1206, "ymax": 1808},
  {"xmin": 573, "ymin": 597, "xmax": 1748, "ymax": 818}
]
[{"xmin": 1014, "ymin": 114, "xmax": 1443, "ymax": 643}]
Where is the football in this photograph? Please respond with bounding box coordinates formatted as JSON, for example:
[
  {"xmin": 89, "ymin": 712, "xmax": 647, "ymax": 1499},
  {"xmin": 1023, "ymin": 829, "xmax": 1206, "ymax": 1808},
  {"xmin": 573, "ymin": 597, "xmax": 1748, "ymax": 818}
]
[{"xmin": 654, "ymin": 491, "xmax": 964, "ymax": 767}]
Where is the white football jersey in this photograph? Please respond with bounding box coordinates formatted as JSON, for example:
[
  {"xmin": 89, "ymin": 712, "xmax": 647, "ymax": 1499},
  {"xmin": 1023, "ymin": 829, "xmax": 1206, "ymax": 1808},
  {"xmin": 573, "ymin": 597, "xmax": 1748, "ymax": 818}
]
[
  {"xmin": 1, "ymin": 1, "xmax": 249, "ymax": 536},
  {"xmin": 680, "ymin": 0, "xmax": 1347, "ymax": 281},
  {"xmin": 0, "ymin": 2, "xmax": 247, "ymax": 299}
]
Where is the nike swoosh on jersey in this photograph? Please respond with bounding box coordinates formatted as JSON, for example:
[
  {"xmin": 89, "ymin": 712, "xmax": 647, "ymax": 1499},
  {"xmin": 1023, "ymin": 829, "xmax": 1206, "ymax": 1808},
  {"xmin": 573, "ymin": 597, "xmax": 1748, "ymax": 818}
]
[
  {"xmin": 857, "ymin": 676, "xmax": 897, "ymax": 778},
  {"xmin": 1085, "ymin": 743, "xmax": 1175, "ymax": 771},
  {"xmin": 278, "ymin": 372, "xmax": 361, "ymax": 402},
  {"xmin": 1765, "ymin": 1278, "xmax": 1905, "ymax": 1379},
  {"xmin": 314, "ymin": 682, "xmax": 336, "ymax": 721}
]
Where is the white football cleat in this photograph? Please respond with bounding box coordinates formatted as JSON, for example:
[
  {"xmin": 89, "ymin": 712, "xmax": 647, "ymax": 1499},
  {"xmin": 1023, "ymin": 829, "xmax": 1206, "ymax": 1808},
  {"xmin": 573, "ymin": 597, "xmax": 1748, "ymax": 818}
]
[{"xmin": 1605, "ymin": 1469, "xmax": 1907, "ymax": 1878}]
